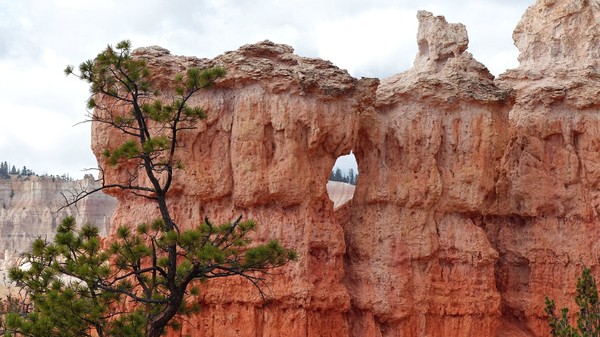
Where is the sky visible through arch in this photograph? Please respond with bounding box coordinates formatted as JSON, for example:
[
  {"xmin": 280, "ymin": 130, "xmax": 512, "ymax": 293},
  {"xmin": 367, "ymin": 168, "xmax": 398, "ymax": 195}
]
[{"xmin": 0, "ymin": 0, "xmax": 533, "ymax": 179}]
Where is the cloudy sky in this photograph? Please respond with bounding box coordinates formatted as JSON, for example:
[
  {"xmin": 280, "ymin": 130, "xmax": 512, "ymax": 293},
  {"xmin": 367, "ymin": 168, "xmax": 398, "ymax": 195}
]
[{"xmin": 0, "ymin": 0, "xmax": 533, "ymax": 179}]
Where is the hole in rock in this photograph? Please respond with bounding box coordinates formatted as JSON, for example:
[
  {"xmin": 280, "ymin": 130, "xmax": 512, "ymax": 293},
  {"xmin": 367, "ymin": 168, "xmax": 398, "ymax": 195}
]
[{"xmin": 327, "ymin": 153, "xmax": 357, "ymax": 209}]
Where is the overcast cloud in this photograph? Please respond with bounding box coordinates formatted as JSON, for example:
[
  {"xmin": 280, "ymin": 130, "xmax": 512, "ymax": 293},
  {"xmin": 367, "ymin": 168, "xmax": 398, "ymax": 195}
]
[{"xmin": 0, "ymin": 0, "xmax": 533, "ymax": 178}]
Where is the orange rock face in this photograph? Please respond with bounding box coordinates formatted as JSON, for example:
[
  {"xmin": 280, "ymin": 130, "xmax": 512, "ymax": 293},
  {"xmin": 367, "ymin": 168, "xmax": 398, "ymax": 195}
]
[
  {"xmin": 92, "ymin": 1, "xmax": 600, "ymax": 336},
  {"xmin": 346, "ymin": 10, "xmax": 508, "ymax": 337}
]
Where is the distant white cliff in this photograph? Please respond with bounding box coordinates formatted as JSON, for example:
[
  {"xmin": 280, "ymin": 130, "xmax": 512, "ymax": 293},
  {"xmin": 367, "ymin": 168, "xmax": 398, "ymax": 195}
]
[{"xmin": 0, "ymin": 174, "xmax": 116, "ymax": 280}]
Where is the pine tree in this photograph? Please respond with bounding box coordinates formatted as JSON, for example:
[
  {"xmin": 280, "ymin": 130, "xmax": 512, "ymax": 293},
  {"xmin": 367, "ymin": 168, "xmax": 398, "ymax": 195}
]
[
  {"xmin": 21, "ymin": 166, "xmax": 32, "ymax": 176},
  {"xmin": 3, "ymin": 40, "xmax": 296, "ymax": 337},
  {"xmin": 545, "ymin": 267, "xmax": 600, "ymax": 336},
  {"xmin": 333, "ymin": 168, "xmax": 343, "ymax": 182},
  {"xmin": 348, "ymin": 168, "xmax": 356, "ymax": 185},
  {"xmin": 0, "ymin": 162, "xmax": 9, "ymax": 179}
]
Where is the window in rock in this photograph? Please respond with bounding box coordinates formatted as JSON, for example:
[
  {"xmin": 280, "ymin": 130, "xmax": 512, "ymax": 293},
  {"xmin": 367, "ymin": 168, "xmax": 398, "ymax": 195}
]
[{"xmin": 326, "ymin": 153, "xmax": 357, "ymax": 209}]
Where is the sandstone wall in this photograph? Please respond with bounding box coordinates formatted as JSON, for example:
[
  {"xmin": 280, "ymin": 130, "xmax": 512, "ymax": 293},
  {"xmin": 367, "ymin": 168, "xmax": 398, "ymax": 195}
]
[
  {"xmin": 491, "ymin": 1, "xmax": 600, "ymax": 334},
  {"xmin": 92, "ymin": 0, "xmax": 600, "ymax": 336}
]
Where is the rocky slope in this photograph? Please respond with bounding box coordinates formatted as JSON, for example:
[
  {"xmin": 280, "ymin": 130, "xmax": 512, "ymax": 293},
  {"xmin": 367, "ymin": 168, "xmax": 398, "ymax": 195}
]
[
  {"xmin": 92, "ymin": 0, "xmax": 600, "ymax": 336},
  {"xmin": 0, "ymin": 175, "xmax": 116, "ymax": 280}
]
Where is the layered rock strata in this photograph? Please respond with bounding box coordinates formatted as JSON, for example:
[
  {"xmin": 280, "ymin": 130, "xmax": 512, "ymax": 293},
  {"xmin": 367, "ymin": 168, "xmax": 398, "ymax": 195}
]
[
  {"xmin": 0, "ymin": 175, "xmax": 115, "ymax": 280},
  {"xmin": 92, "ymin": 0, "xmax": 600, "ymax": 336}
]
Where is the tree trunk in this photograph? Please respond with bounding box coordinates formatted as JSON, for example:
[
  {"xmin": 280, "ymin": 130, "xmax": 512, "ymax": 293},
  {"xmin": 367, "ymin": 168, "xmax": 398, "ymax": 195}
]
[{"xmin": 146, "ymin": 292, "xmax": 185, "ymax": 337}]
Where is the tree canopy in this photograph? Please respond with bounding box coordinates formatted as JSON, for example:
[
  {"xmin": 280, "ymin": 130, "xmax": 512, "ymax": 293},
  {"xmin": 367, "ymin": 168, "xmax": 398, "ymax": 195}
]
[
  {"xmin": 0, "ymin": 162, "xmax": 36, "ymax": 179},
  {"xmin": 329, "ymin": 167, "xmax": 357, "ymax": 185}
]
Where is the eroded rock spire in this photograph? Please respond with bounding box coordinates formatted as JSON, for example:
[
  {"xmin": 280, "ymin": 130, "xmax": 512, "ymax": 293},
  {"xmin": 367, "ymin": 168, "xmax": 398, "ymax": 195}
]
[{"xmin": 414, "ymin": 10, "xmax": 469, "ymax": 70}]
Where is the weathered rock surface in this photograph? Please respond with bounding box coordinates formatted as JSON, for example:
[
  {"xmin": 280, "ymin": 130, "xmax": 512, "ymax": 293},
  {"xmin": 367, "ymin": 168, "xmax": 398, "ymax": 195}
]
[
  {"xmin": 91, "ymin": 0, "xmax": 600, "ymax": 336},
  {"xmin": 0, "ymin": 175, "xmax": 116, "ymax": 280},
  {"xmin": 492, "ymin": 0, "xmax": 600, "ymax": 335}
]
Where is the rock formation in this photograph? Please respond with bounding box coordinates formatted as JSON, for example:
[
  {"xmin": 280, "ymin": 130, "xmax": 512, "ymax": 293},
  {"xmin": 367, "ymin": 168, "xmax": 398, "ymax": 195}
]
[
  {"xmin": 492, "ymin": 0, "xmax": 600, "ymax": 334},
  {"xmin": 91, "ymin": 0, "xmax": 600, "ymax": 336},
  {"xmin": 0, "ymin": 175, "xmax": 116, "ymax": 281},
  {"xmin": 94, "ymin": 41, "xmax": 376, "ymax": 337},
  {"xmin": 346, "ymin": 9, "xmax": 509, "ymax": 336}
]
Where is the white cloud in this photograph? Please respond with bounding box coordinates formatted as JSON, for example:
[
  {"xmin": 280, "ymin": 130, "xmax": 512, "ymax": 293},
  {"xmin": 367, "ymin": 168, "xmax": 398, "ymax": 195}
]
[{"xmin": 315, "ymin": 8, "xmax": 417, "ymax": 77}]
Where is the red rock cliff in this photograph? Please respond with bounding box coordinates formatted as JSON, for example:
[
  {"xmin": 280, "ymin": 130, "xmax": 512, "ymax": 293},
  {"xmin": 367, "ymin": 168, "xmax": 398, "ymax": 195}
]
[
  {"xmin": 346, "ymin": 10, "xmax": 508, "ymax": 337},
  {"xmin": 92, "ymin": 1, "xmax": 600, "ymax": 336},
  {"xmin": 93, "ymin": 41, "xmax": 377, "ymax": 336}
]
